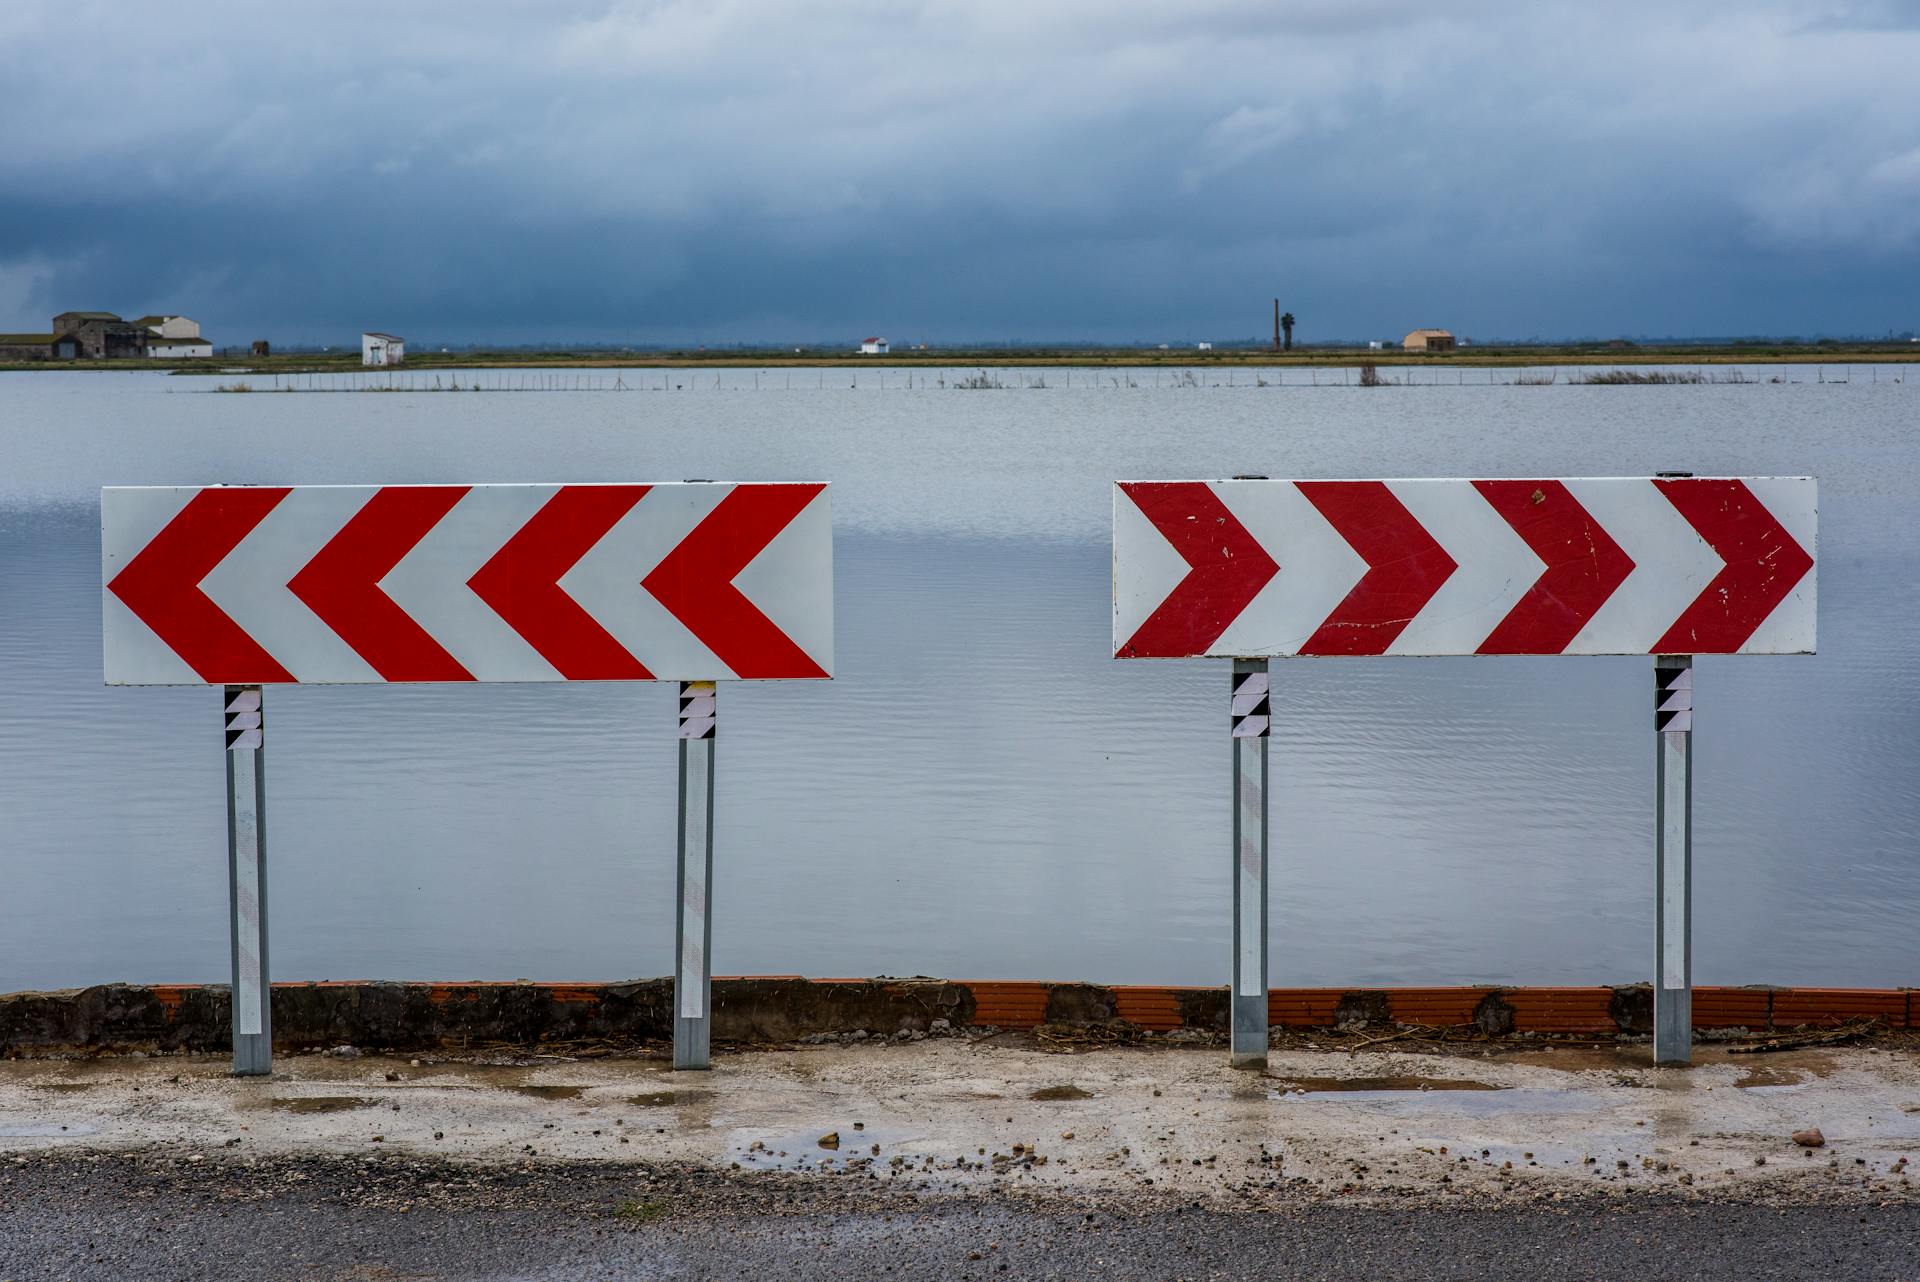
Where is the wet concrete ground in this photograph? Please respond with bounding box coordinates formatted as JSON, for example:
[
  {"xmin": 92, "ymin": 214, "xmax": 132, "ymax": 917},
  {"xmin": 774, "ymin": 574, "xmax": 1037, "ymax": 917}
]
[{"xmin": 2, "ymin": 1040, "xmax": 1917, "ymax": 1277}]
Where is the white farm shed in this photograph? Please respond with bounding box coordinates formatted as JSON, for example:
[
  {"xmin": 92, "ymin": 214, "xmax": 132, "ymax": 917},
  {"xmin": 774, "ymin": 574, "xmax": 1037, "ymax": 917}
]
[
  {"xmin": 362, "ymin": 332, "xmax": 406, "ymax": 366},
  {"xmin": 859, "ymin": 336, "xmax": 889, "ymax": 355},
  {"xmin": 149, "ymin": 337, "xmax": 213, "ymax": 358},
  {"xmin": 137, "ymin": 315, "xmax": 202, "ymax": 340}
]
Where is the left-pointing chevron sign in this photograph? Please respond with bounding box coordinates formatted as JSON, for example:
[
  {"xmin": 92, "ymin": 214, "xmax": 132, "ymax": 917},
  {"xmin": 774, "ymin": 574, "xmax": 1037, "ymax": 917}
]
[
  {"xmin": 103, "ymin": 483, "xmax": 832, "ymax": 684},
  {"xmin": 1114, "ymin": 477, "xmax": 1815, "ymax": 658}
]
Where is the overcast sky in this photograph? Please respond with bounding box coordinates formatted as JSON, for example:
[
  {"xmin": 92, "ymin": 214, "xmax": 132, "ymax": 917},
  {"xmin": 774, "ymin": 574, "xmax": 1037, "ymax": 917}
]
[{"xmin": 3, "ymin": 1, "xmax": 1918, "ymax": 345}]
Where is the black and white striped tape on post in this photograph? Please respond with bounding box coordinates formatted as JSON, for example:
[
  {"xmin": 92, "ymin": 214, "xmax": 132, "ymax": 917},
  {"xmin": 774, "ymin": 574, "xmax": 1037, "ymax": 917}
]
[
  {"xmin": 1230, "ymin": 669, "xmax": 1270, "ymax": 738},
  {"xmin": 678, "ymin": 681, "xmax": 716, "ymax": 739},
  {"xmin": 1655, "ymin": 664, "xmax": 1692, "ymax": 733},
  {"xmin": 224, "ymin": 686, "xmax": 263, "ymax": 750}
]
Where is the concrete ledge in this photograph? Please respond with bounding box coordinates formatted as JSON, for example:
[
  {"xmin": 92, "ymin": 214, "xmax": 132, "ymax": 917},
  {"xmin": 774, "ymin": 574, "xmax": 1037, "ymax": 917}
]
[{"xmin": 0, "ymin": 979, "xmax": 1910, "ymax": 1056}]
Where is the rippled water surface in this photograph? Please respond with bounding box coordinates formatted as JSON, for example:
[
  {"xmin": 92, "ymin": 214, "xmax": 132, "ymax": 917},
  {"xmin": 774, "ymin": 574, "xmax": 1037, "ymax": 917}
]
[{"xmin": 2, "ymin": 366, "xmax": 1916, "ymax": 989}]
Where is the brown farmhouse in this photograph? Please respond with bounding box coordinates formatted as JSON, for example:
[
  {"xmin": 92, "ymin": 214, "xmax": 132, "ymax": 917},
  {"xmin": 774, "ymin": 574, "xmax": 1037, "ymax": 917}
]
[
  {"xmin": 51, "ymin": 311, "xmax": 151, "ymax": 359},
  {"xmin": 0, "ymin": 333, "xmax": 68, "ymax": 362},
  {"xmin": 1402, "ymin": 327, "xmax": 1457, "ymax": 352}
]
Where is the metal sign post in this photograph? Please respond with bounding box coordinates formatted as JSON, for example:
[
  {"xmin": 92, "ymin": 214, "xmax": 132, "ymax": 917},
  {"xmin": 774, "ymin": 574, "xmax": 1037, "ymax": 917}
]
[
  {"xmin": 1113, "ymin": 477, "xmax": 1815, "ymax": 1067},
  {"xmin": 1654, "ymin": 655, "xmax": 1694, "ymax": 1064},
  {"xmin": 104, "ymin": 482, "xmax": 833, "ymax": 1077},
  {"xmin": 223, "ymin": 686, "xmax": 272, "ymax": 1075},
  {"xmin": 1230, "ymin": 661, "xmax": 1270, "ymax": 1068},
  {"xmin": 675, "ymin": 681, "xmax": 717, "ymax": 1070}
]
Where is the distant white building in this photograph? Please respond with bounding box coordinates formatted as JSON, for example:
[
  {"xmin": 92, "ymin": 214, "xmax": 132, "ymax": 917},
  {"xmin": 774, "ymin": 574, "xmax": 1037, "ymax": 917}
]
[
  {"xmin": 362, "ymin": 332, "xmax": 406, "ymax": 366},
  {"xmin": 148, "ymin": 336, "xmax": 213, "ymax": 358},
  {"xmin": 136, "ymin": 314, "xmax": 201, "ymax": 340},
  {"xmin": 132, "ymin": 314, "xmax": 210, "ymax": 358},
  {"xmin": 859, "ymin": 336, "xmax": 889, "ymax": 355},
  {"xmin": 1196, "ymin": 341, "xmax": 1213, "ymax": 351},
  {"xmin": 1368, "ymin": 340, "xmax": 1385, "ymax": 350}
]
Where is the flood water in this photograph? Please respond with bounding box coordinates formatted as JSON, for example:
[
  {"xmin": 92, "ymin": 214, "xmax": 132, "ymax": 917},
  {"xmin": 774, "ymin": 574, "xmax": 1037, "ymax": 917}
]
[{"xmin": 2, "ymin": 366, "xmax": 1917, "ymax": 991}]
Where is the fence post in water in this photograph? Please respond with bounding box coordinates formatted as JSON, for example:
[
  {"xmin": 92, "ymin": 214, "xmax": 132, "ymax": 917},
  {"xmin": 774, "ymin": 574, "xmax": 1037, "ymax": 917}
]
[
  {"xmin": 223, "ymin": 686, "xmax": 272, "ymax": 1076},
  {"xmin": 1230, "ymin": 659, "xmax": 1271, "ymax": 1068},
  {"xmin": 1654, "ymin": 653, "xmax": 1693, "ymax": 1065},
  {"xmin": 675, "ymin": 681, "xmax": 718, "ymax": 1070}
]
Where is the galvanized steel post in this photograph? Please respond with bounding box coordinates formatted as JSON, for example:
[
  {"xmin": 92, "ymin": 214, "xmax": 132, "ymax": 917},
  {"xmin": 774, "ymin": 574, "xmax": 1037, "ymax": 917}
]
[
  {"xmin": 1654, "ymin": 655, "xmax": 1693, "ymax": 1065},
  {"xmin": 223, "ymin": 686, "xmax": 272, "ymax": 1076},
  {"xmin": 675, "ymin": 681, "xmax": 718, "ymax": 1070},
  {"xmin": 1230, "ymin": 659, "xmax": 1271, "ymax": 1068}
]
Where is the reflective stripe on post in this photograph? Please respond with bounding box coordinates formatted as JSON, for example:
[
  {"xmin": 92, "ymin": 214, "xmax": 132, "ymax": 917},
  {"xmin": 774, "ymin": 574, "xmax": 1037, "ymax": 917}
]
[
  {"xmin": 1654, "ymin": 656, "xmax": 1693, "ymax": 1065},
  {"xmin": 675, "ymin": 681, "xmax": 717, "ymax": 1070},
  {"xmin": 224, "ymin": 685, "xmax": 271, "ymax": 1076},
  {"xmin": 1231, "ymin": 660, "xmax": 1269, "ymax": 1069}
]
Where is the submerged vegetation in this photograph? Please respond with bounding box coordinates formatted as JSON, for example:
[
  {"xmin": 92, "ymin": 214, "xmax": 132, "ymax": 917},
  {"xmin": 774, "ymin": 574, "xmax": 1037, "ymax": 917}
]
[{"xmin": 201, "ymin": 360, "xmax": 1902, "ymax": 394}]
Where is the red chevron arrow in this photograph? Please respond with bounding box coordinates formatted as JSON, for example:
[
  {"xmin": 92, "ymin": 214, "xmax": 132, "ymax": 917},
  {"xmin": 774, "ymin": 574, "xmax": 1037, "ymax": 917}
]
[
  {"xmin": 1652, "ymin": 478, "xmax": 1813, "ymax": 653},
  {"xmin": 1115, "ymin": 482, "xmax": 1280, "ymax": 658},
  {"xmin": 643, "ymin": 484, "xmax": 828, "ymax": 679},
  {"xmin": 107, "ymin": 488, "xmax": 295, "ymax": 683},
  {"xmin": 468, "ymin": 485, "xmax": 654, "ymax": 679},
  {"xmin": 288, "ymin": 486, "xmax": 475, "ymax": 681},
  {"xmin": 1473, "ymin": 480, "xmax": 1636, "ymax": 654},
  {"xmin": 1296, "ymin": 481, "xmax": 1458, "ymax": 655}
]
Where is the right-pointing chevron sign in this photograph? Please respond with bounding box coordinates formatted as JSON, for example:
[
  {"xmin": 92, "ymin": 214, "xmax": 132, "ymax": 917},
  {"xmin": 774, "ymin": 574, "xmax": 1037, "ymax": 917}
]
[{"xmin": 1113, "ymin": 477, "xmax": 1815, "ymax": 658}]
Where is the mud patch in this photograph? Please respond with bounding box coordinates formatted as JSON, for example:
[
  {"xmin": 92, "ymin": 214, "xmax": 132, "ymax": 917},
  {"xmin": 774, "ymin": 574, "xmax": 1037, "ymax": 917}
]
[
  {"xmin": 512, "ymin": 1085, "xmax": 585, "ymax": 1101},
  {"xmin": 631, "ymin": 1090, "xmax": 711, "ymax": 1107},
  {"xmin": 1029, "ymin": 1085, "xmax": 1094, "ymax": 1101},
  {"xmin": 27, "ymin": 1083, "xmax": 95, "ymax": 1093},
  {"xmin": 271, "ymin": 1096, "xmax": 379, "ymax": 1115}
]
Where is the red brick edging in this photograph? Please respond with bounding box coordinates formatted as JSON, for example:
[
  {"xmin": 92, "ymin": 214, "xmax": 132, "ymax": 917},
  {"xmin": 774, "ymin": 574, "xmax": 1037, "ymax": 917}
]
[{"xmin": 0, "ymin": 979, "xmax": 1909, "ymax": 1055}]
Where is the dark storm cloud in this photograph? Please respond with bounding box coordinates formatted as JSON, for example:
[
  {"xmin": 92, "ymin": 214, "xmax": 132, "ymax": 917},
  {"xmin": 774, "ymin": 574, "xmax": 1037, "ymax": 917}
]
[{"xmin": 1, "ymin": 0, "xmax": 1916, "ymax": 342}]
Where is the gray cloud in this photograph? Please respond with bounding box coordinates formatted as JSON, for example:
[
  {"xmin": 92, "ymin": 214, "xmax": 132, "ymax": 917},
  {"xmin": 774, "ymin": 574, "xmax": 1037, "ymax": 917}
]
[{"xmin": 1, "ymin": 0, "xmax": 1915, "ymax": 342}]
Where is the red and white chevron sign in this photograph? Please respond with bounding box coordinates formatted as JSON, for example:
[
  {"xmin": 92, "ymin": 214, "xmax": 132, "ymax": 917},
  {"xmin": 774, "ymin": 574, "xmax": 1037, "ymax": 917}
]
[
  {"xmin": 103, "ymin": 483, "xmax": 832, "ymax": 685},
  {"xmin": 1113, "ymin": 477, "xmax": 1815, "ymax": 658}
]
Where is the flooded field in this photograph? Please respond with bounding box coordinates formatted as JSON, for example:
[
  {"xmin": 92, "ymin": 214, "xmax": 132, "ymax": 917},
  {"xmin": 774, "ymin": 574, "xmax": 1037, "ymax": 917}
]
[{"xmin": 2, "ymin": 367, "xmax": 1918, "ymax": 990}]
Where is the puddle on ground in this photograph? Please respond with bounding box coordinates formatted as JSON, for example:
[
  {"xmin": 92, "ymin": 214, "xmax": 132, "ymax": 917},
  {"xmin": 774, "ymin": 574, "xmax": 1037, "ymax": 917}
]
[
  {"xmin": 270, "ymin": 1096, "xmax": 379, "ymax": 1115},
  {"xmin": 1275, "ymin": 1087, "xmax": 1611, "ymax": 1116},
  {"xmin": 1500, "ymin": 1048, "xmax": 1643, "ymax": 1072},
  {"xmin": 1853, "ymin": 1115, "xmax": 1920, "ymax": 1141},
  {"xmin": 512, "ymin": 1085, "xmax": 585, "ymax": 1101},
  {"xmin": 0, "ymin": 1123, "xmax": 99, "ymax": 1137},
  {"xmin": 27, "ymin": 1083, "xmax": 96, "ymax": 1093},
  {"xmin": 1734, "ymin": 1066, "xmax": 1808, "ymax": 1090},
  {"xmin": 729, "ymin": 1125, "xmax": 926, "ymax": 1172},
  {"xmin": 1271, "ymin": 1076, "xmax": 1503, "ymax": 1094},
  {"xmin": 631, "ymin": 1090, "xmax": 711, "ymax": 1107},
  {"xmin": 1471, "ymin": 1137, "xmax": 1650, "ymax": 1171},
  {"xmin": 1029, "ymin": 1085, "xmax": 1094, "ymax": 1101}
]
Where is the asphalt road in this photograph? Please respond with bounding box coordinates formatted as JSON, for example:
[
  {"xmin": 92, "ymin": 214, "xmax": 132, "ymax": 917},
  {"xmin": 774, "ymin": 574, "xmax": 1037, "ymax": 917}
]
[{"xmin": 3, "ymin": 1154, "xmax": 1918, "ymax": 1281}]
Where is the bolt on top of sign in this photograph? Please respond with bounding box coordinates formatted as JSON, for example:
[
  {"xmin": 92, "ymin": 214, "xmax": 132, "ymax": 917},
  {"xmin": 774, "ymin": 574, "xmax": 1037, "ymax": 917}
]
[
  {"xmin": 103, "ymin": 483, "xmax": 832, "ymax": 685},
  {"xmin": 1113, "ymin": 478, "xmax": 1815, "ymax": 658}
]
